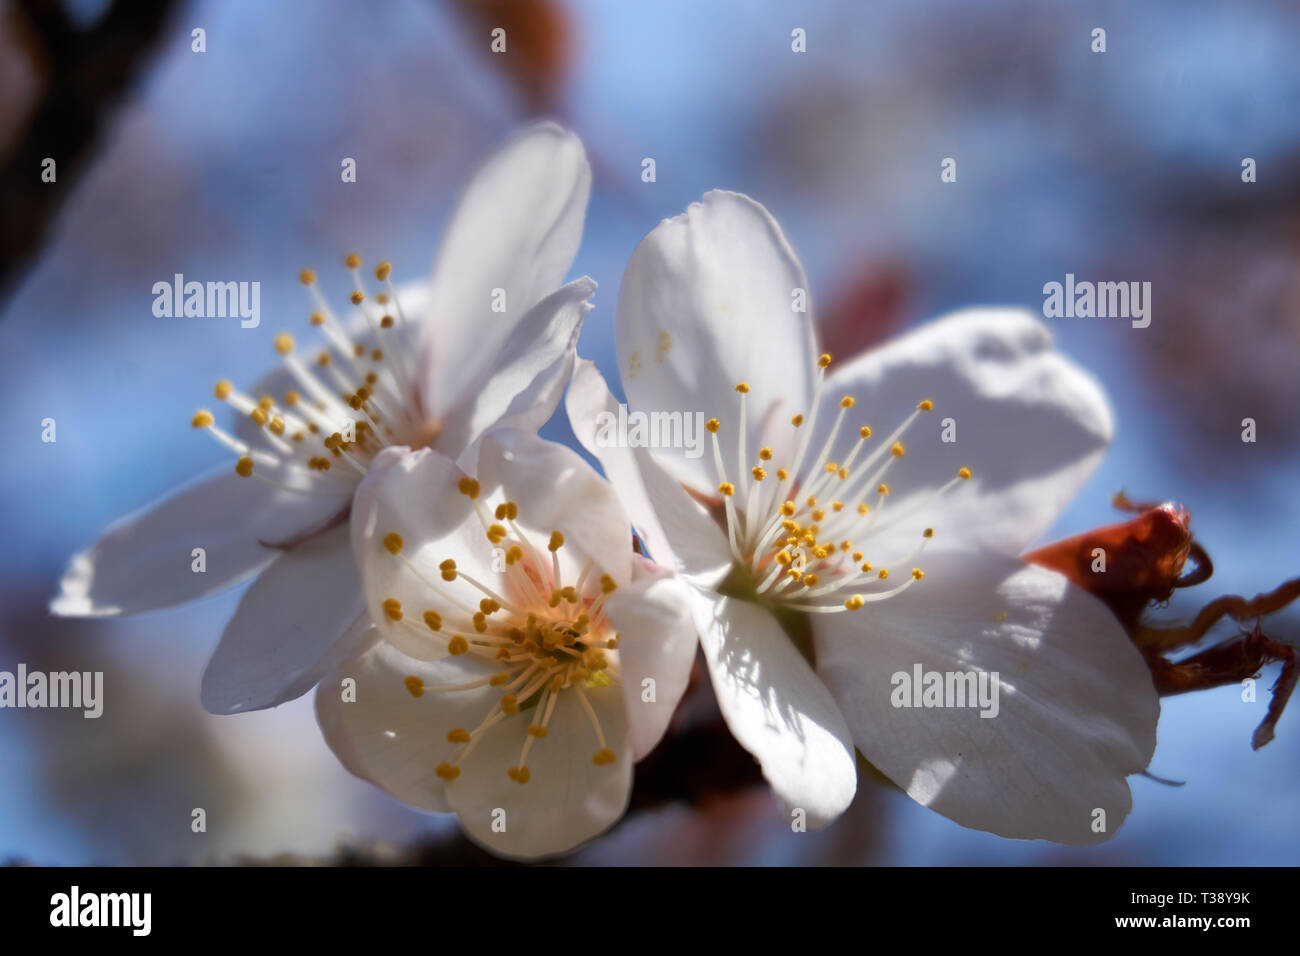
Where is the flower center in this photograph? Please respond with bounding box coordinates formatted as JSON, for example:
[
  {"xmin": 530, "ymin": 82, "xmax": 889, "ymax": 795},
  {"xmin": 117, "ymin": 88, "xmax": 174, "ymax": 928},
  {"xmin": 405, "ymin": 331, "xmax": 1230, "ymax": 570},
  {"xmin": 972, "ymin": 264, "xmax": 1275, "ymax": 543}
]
[
  {"xmin": 706, "ymin": 352, "xmax": 971, "ymax": 614},
  {"xmin": 383, "ymin": 478, "xmax": 622, "ymax": 786},
  {"xmin": 189, "ymin": 254, "xmax": 425, "ymax": 498}
]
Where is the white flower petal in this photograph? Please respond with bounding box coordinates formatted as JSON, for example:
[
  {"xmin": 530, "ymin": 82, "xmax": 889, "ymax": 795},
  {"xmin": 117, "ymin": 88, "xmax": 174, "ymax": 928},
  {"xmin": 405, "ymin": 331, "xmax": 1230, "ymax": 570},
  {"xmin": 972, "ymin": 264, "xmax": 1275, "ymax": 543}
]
[
  {"xmin": 445, "ymin": 682, "xmax": 633, "ymax": 860},
  {"xmin": 565, "ymin": 358, "xmax": 732, "ymax": 582},
  {"xmin": 694, "ymin": 591, "xmax": 858, "ymax": 827},
  {"xmin": 200, "ymin": 525, "xmax": 370, "ymax": 715},
  {"xmin": 616, "ymin": 190, "xmax": 816, "ymax": 491},
  {"xmin": 812, "ymin": 549, "xmax": 1158, "ymax": 845},
  {"xmin": 813, "ymin": 308, "xmax": 1113, "ymax": 556},
  {"xmin": 417, "ymin": 122, "xmax": 591, "ymax": 423},
  {"xmin": 349, "ymin": 446, "xmax": 493, "ymax": 661},
  {"xmin": 474, "ymin": 428, "xmax": 634, "ymax": 589},
  {"xmin": 435, "ymin": 277, "xmax": 594, "ymax": 455},
  {"xmin": 50, "ymin": 465, "xmax": 349, "ymax": 617},
  {"xmin": 314, "ymin": 640, "xmax": 500, "ymax": 814},
  {"xmin": 602, "ymin": 565, "xmax": 700, "ymax": 760}
]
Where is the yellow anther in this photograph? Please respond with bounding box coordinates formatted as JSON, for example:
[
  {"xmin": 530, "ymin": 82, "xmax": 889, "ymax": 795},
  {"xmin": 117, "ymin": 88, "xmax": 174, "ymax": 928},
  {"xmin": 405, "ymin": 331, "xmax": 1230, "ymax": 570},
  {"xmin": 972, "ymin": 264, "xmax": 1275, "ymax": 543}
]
[
  {"xmin": 317, "ymin": 351, "xmax": 331, "ymax": 367},
  {"xmin": 840, "ymin": 540, "xmax": 852, "ymax": 552},
  {"xmin": 752, "ymin": 467, "xmax": 767, "ymax": 481},
  {"xmin": 806, "ymin": 495, "xmax": 818, "ymax": 507},
  {"xmin": 958, "ymin": 467, "xmax": 972, "ymax": 480},
  {"xmin": 735, "ymin": 382, "xmax": 750, "ymax": 393},
  {"xmin": 215, "ymin": 380, "xmax": 233, "ymax": 399},
  {"xmin": 780, "ymin": 501, "xmax": 796, "ymax": 516},
  {"xmin": 494, "ymin": 501, "xmax": 519, "ymax": 520},
  {"xmin": 439, "ymin": 559, "xmax": 457, "ymax": 582},
  {"xmin": 912, "ymin": 568, "xmax": 925, "ymax": 581},
  {"xmin": 918, "ymin": 399, "xmax": 934, "ymax": 411},
  {"xmin": 548, "ymin": 531, "xmax": 564, "ymax": 551},
  {"xmin": 446, "ymin": 728, "xmax": 471, "ymax": 743},
  {"xmin": 844, "ymin": 595, "xmax": 865, "ymax": 611},
  {"xmin": 457, "ymin": 477, "xmax": 480, "ymax": 499},
  {"xmin": 803, "ymin": 573, "xmax": 819, "ymax": 587},
  {"xmin": 349, "ymin": 291, "xmax": 364, "ymax": 305},
  {"xmin": 299, "ymin": 269, "xmax": 316, "ymax": 285},
  {"xmin": 489, "ymin": 672, "xmax": 510, "ymax": 687},
  {"xmin": 584, "ymin": 648, "xmax": 608, "ymax": 670},
  {"xmin": 269, "ymin": 416, "xmax": 285, "ymax": 436},
  {"xmin": 777, "ymin": 468, "xmax": 789, "ymax": 480},
  {"xmin": 775, "ymin": 551, "xmax": 792, "ymax": 566},
  {"xmin": 600, "ymin": 574, "xmax": 617, "ymax": 594},
  {"xmin": 480, "ymin": 598, "xmax": 500, "ymax": 614},
  {"xmin": 812, "ymin": 508, "xmax": 826, "ymax": 522},
  {"xmin": 592, "ymin": 748, "xmax": 617, "ymax": 766},
  {"xmin": 562, "ymin": 586, "xmax": 578, "ymax": 603},
  {"xmin": 423, "ymin": 610, "xmax": 442, "ymax": 631},
  {"xmin": 235, "ymin": 456, "xmax": 253, "ymax": 478},
  {"xmin": 505, "ymin": 545, "xmax": 523, "ymax": 565},
  {"xmin": 718, "ymin": 482, "xmax": 735, "ymax": 496},
  {"xmin": 924, "ymin": 528, "xmax": 934, "ymax": 538},
  {"xmin": 375, "ymin": 261, "xmax": 392, "ymax": 280},
  {"xmin": 472, "ymin": 612, "xmax": 487, "ymax": 633},
  {"xmin": 852, "ymin": 550, "xmax": 863, "ymax": 561},
  {"xmin": 840, "ymin": 395, "xmax": 855, "ymax": 408},
  {"xmin": 857, "ymin": 503, "xmax": 869, "ymax": 516},
  {"xmin": 380, "ymin": 315, "xmax": 394, "ymax": 328},
  {"xmin": 447, "ymin": 635, "xmax": 469, "ymax": 655},
  {"xmin": 435, "ymin": 762, "xmax": 460, "ymax": 781},
  {"xmin": 791, "ymin": 414, "xmax": 804, "ymax": 427},
  {"xmin": 500, "ymin": 694, "xmax": 519, "ymax": 715},
  {"xmin": 860, "ymin": 562, "xmax": 873, "ymax": 573},
  {"xmin": 706, "ymin": 418, "xmax": 720, "ymax": 433},
  {"xmin": 527, "ymin": 724, "xmax": 549, "ymax": 738},
  {"xmin": 818, "ymin": 353, "xmax": 832, "ymax": 369},
  {"xmin": 825, "ymin": 462, "xmax": 838, "ymax": 473},
  {"xmin": 759, "ymin": 447, "xmax": 773, "ymax": 460},
  {"xmin": 344, "ymin": 253, "xmax": 362, "ymax": 270},
  {"xmin": 274, "ymin": 333, "xmax": 295, "ymax": 356},
  {"xmin": 877, "ymin": 483, "xmax": 890, "ymax": 495},
  {"xmin": 507, "ymin": 766, "xmax": 531, "ymax": 784},
  {"xmin": 833, "ymin": 501, "xmax": 844, "ymax": 512},
  {"xmin": 403, "ymin": 676, "xmax": 423, "ymax": 698},
  {"xmin": 859, "ymin": 425, "xmax": 872, "ymax": 439},
  {"xmin": 309, "ymin": 311, "xmax": 324, "ymax": 326},
  {"xmin": 191, "ymin": 410, "xmax": 214, "ymax": 429},
  {"xmin": 878, "ymin": 568, "xmax": 890, "ymax": 580},
  {"xmin": 382, "ymin": 532, "xmax": 403, "ymax": 555}
]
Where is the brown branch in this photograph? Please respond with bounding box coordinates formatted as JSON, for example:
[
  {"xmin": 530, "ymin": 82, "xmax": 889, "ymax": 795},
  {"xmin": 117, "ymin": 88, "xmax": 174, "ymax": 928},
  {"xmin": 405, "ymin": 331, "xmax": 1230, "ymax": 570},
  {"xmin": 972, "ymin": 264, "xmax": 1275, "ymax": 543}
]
[{"xmin": 0, "ymin": 0, "xmax": 177, "ymax": 304}]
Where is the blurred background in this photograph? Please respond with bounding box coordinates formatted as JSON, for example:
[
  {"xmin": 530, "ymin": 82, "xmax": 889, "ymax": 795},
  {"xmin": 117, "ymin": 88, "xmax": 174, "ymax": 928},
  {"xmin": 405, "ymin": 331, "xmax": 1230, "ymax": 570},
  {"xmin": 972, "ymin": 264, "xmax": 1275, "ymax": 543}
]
[{"xmin": 1, "ymin": 0, "xmax": 1297, "ymax": 865}]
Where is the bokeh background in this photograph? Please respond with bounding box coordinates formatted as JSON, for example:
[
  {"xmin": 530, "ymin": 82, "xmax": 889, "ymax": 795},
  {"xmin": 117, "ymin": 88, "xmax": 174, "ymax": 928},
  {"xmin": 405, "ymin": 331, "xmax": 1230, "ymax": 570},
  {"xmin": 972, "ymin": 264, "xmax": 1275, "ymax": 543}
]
[{"xmin": 1, "ymin": 0, "xmax": 1297, "ymax": 864}]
